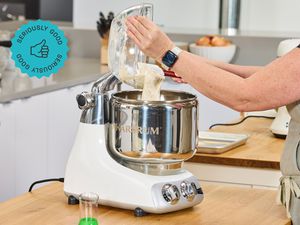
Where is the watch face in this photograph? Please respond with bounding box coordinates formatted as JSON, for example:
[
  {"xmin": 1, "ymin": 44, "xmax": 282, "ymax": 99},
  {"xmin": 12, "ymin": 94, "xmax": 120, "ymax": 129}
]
[{"xmin": 162, "ymin": 50, "xmax": 178, "ymax": 68}]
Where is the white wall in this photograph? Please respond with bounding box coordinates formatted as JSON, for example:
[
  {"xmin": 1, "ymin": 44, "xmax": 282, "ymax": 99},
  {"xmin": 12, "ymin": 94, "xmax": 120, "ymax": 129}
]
[
  {"xmin": 73, "ymin": 0, "xmax": 300, "ymax": 32},
  {"xmin": 240, "ymin": 0, "xmax": 300, "ymax": 32},
  {"xmin": 73, "ymin": 0, "xmax": 219, "ymax": 29}
]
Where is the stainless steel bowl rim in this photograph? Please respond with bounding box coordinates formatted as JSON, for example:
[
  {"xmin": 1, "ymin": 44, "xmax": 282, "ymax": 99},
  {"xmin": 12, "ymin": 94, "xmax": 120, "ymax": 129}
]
[{"xmin": 111, "ymin": 90, "xmax": 197, "ymax": 105}]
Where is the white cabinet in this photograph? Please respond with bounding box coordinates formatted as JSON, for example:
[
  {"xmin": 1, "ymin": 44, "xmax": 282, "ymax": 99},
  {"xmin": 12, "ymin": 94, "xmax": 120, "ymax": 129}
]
[
  {"xmin": 0, "ymin": 83, "xmax": 92, "ymax": 201},
  {"xmin": 0, "ymin": 103, "xmax": 16, "ymax": 201},
  {"xmin": 14, "ymin": 95, "xmax": 48, "ymax": 195},
  {"xmin": 46, "ymin": 85, "xmax": 88, "ymax": 178},
  {"xmin": 13, "ymin": 84, "xmax": 91, "ymax": 195}
]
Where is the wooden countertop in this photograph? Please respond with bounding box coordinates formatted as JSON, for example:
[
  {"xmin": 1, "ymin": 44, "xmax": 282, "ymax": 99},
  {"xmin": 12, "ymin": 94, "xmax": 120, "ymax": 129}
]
[
  {"xmin": 189, "ymin": 117, "xmax": 285, "ymax": 169},
  {"xmin": 0, "ymin": 182, "xmax": 290, "ymax": 225}
]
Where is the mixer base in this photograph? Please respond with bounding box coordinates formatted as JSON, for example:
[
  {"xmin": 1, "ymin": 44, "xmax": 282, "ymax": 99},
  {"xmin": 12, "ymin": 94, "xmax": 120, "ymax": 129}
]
[{"xmin": 64, "ymin": 123, "xmax": 204, "ymax": 214}]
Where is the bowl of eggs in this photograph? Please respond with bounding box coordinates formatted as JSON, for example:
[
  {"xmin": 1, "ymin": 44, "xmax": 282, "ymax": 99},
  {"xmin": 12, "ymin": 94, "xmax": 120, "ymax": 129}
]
[{"xmin": 189, "ymin": 35, "xmax": 236, "ymax": 63}]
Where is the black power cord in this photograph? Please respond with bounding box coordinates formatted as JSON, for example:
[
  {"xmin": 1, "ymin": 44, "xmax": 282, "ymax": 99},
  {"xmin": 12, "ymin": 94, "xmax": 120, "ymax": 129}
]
[
  {"xmin": 209, "ymin": 115, "xmax": 275, "ymax": 130},
  {"xmin": 28, "ymin": 178, "xmax": 64, "ymax": 192}
]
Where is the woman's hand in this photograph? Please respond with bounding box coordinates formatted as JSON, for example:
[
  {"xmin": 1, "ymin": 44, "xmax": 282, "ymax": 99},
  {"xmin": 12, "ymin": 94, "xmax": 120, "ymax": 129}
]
[{"xmin": 125, "ymin": 16, "xmax": 174, "ymax": 62}]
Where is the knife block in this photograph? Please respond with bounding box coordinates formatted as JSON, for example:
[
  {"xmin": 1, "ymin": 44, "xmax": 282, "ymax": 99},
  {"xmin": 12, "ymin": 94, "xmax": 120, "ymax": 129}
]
[{"xmin": 100, "ymin": 33, "xmax": 109, "ymax": 65}]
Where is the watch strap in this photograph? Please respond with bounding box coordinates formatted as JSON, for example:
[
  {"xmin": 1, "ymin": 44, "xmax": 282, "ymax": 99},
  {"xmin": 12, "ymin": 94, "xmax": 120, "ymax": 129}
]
[
  {"xmin": 161, "ymin": 61, "xmax": 170, "ymax": 70},
  {"xmin": 171, "ymin": 46, "xmax": 182, "ymax": 56}
]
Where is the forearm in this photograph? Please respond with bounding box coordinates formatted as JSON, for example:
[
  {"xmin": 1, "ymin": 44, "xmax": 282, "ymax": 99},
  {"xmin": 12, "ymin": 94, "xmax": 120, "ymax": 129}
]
[
  {"xmin": 181, "ymin": 54, "xmax": 262, "ymax": 78},
  {"xmin": 172, "ymin": 51, "xmax": 251, "ymax": 111},
  {"xmin": 172, "ymin": 49, "xmax": 300, "ymax": 112},
  {"xmin": 207, "ymin": 60, "xmax": 262, "ymax": 78}
]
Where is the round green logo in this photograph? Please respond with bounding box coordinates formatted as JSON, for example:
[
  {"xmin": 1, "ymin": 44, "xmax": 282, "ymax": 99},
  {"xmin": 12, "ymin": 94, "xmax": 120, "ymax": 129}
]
[{"xmin": 11, "ymin": 20, "xmax": 69, "ymax": 78}]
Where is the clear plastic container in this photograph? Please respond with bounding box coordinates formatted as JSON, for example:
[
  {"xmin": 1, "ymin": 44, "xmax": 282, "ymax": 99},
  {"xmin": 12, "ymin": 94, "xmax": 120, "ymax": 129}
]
[{"xmin": 108, "ymin": 4, "xmax": 153, "ymax": 88}]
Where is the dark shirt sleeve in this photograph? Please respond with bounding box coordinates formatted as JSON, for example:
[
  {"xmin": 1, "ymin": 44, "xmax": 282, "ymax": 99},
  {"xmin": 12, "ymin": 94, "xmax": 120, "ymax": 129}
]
[{"xmin": 298, "ymin": 44, "xmax": 300, "ymax": 48}]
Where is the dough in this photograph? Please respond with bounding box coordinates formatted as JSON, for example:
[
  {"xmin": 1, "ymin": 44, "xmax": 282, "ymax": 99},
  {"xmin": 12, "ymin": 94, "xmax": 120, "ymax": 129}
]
[
  {"xmin": 119, "ymin": 63, "xmax": 165, "ymax": 101},
  {"xmin": 139, "ymin": 63, "xmax": 164, "ymax": 101}
]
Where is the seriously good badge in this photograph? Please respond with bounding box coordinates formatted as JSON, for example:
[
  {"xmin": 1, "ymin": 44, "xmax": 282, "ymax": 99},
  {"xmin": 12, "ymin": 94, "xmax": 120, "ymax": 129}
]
[{"xmin": 11, "ymin": 20, "xmax": 69, "ymax": 78}]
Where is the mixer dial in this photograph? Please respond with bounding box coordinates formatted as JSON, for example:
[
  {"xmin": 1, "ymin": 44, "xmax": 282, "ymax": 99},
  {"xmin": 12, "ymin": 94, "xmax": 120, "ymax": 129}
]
[
  {"xmin": 162, "ymin": 184, "xmax": 180, "ymax": 205},
  {"xmin": 180, "ymin": 181, "xmax": 197, "ymax": 201}
]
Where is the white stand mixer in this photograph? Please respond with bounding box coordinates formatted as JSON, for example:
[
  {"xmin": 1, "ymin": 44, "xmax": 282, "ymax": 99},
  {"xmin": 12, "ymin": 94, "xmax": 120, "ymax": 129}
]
[
  {"xmin": 64, "ymin": 117, "xmax": 203, "ymax": 214},
  {"xmin": 64, "ymin": 4, "xmax": 203, "ymax": 215}
]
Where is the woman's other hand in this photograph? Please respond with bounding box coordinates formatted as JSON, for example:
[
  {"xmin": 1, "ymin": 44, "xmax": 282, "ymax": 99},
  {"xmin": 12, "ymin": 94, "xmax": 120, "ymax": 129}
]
[{"xmin": 125, "ymin": 16, "xmax": 174, "ymax": 62}]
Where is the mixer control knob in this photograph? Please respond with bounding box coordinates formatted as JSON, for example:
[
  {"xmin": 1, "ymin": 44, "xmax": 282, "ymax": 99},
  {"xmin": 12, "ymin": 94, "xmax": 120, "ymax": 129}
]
[
  {"xmin": 180, "ymin": 181, "xmax": 197, "ymax": 201},
  {"xmin": 76, "ymin": 92, "xmax": 94, "ymax": 110},
  {"xmin": 162, "ymin": 184, "xmax": 180, "ymax": 205}
]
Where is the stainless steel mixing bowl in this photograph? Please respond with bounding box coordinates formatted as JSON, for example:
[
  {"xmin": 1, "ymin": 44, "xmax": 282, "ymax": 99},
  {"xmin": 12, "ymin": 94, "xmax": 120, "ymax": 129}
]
[{"xmin": 107, "ymin": 90, "xmax": 198, "ymax": 173}]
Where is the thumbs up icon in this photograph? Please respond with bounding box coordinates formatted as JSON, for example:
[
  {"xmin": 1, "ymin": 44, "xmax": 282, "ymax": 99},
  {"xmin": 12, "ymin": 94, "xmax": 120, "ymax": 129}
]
[{"xmin": 30, "ymin": 39, "xmax": 49, "ymax": 58}]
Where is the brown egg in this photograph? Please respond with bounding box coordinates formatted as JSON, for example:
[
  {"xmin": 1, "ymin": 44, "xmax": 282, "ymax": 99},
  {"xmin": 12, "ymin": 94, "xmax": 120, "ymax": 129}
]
[
  {"xmin": 196, "ymin": 36, "xmax": 211, "ymax": 46},
  {"xmin": 211, "ymin": 36, "xmax": 231, "ymax": 46}
]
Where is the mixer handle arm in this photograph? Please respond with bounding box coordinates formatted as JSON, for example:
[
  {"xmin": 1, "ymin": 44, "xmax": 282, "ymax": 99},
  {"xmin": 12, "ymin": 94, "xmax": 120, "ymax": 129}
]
[{"xmin": 91, "ymin": 72, "xmax": 121, "ymax": 94}]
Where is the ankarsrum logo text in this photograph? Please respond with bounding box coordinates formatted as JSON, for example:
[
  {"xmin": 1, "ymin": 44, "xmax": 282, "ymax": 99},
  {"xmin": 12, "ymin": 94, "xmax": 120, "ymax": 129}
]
[
  {"xmin": 113, "ymin": 124, "xmax": 161, "ymax": 135},
  {"xmin": 11, "ymin": 20, "xmax": 68, "ymax": 78}
]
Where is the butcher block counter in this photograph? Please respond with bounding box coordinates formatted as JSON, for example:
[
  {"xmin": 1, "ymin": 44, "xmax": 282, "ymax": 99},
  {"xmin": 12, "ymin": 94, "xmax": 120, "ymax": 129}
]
[
  {"xmin": 0, "ymin": 182, "xmax": 290, "ymax": 225},
  {"xmin": 190, "ymin": 117, "xmax": 285, "ymax": 170}
]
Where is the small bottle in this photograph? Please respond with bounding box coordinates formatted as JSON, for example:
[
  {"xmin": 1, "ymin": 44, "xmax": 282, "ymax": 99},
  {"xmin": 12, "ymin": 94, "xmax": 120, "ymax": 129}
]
[{"xmin": 78, "ymin": 192, "xmax": 99, "ymax": 225}]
